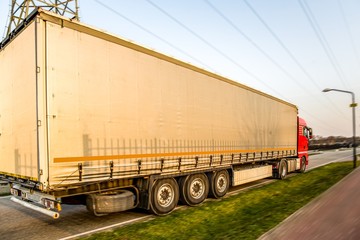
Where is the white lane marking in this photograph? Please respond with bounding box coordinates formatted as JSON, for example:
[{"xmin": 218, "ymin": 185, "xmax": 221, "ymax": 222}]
[
  {"xmin": 58, "ymin": 215, "xmax": 152, "ymax": 240},
  {"xmin": 0, "ymin": 195, "xmax": 11, "ymax": 199}
]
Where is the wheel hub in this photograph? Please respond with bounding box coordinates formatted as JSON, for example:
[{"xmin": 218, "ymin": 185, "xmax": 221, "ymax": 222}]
[
  {"xmin": 190, "ymin": 178, "xmax": 204, "ymax": 199},
  {"xmin": 217, "ymin": 174, "xmax": 227, "ymax": 192},
  {"xmin": 157, "ymin": 184, "xmax": 174, "ymax": 207}
]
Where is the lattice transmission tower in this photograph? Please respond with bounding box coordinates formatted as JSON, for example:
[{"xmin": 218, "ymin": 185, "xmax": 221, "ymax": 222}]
[{"xmin": 6, "ymin": 0, "xmax": 79, "ymax": 37}]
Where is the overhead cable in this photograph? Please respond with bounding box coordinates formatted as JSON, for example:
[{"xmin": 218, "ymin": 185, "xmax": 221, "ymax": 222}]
[
  {"xmin": 299, "ymin": 0, "xmax": 350, "ymax": 89},
  {"xmin": 92, "ymin": 0, "xmax": 215, "ymax": 72},
  {"xmin": 204, "ymin": 0, "xmax": 314, "ymax": 93},
  {"xmin": 337, "ymin": 0, "xmax": 360, "ymax": 69},
  {"xmin": 146, "ymin": 0, "xmax": 285, "ymax": 99},
  {"xmin": 243, "ymin": 0, "xmax": 350, "ymax": 121}
]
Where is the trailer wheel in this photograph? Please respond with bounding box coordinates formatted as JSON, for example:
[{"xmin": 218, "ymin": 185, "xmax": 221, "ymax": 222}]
[
  {"xmin": 279, "ymin": 159, "xmax": 288, "ymax": 179},
  {"xmin": 150, "ymin": 178, "xmax": 179, "ymax": 215},
  {"xmin": 179, "ymin": 173, "xmax": 209, "ymax": 206},
  {"xmin": 209, "ymin": 170, "xmax": 230, "ymax": 198},
  {"xmin": 298, "ymin": 157, "xmax": 306, "ymax": 173},
  {"xmin": 86, "ymin": 190, "xmax": 135, "ymax": 216}
]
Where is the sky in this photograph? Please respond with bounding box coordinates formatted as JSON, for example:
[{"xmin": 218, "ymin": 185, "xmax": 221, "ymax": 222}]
[{"xmin": 1, "ymin": 0, "xmax": 359, "ymax": 138}]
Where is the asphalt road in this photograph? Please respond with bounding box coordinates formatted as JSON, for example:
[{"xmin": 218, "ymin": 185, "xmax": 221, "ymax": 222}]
[
  {"xmin": 0, "ymin": 149, "xmax": 355, "ymax": 240},
  {"xmin": 307, "ymin": 148, "xmax": 356, "ymax": 170}
]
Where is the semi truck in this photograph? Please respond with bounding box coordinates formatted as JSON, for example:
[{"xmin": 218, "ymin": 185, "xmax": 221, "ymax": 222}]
[{"xmin": 0, "ymin": 9, "xmax": 312, "ymax": 219}]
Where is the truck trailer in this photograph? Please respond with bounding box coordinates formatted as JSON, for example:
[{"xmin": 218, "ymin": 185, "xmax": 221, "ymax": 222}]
[{"xmin": 0, "ymin": 9, "xmax": 312, "ymax": 218}]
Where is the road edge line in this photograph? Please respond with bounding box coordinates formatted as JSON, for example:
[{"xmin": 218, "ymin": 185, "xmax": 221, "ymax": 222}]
[{"xmin": 58, "ymin": 215, "xmax": 152, "ymax": 240}]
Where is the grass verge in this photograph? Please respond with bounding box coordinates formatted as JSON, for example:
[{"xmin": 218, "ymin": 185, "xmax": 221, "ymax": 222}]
[{"xmin": 83, "ymin": 161, "xmax": 354, "ymax": 240}]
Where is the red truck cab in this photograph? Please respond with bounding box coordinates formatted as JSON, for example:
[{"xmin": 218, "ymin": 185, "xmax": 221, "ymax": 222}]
[{"xmin": 298, "ymin": 117, "xmax": 312, "ymax": 171}]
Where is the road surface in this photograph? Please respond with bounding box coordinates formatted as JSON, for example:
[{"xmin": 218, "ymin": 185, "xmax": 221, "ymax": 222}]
[
  {"xmin": 0, "ymin": 149, "xmax": 355, "ymax": 240},
  {"xmin": 307, "ymin": 148, "xmax": 355, "ymax": 170}
]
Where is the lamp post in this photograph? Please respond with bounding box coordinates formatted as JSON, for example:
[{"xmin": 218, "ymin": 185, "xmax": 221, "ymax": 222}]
[{"xmin": 322, "ymin": 88, "xmax": 357, "ymax": 168}]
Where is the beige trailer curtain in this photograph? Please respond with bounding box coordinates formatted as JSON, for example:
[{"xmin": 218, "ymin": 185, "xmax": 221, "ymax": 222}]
[
  {"xmin": 0, "ymin": 22, "xmax": 38, "ymax": 180},
  {"xmin": 44, "ymin": 19, "xmax": 297, "ymax": 186}
]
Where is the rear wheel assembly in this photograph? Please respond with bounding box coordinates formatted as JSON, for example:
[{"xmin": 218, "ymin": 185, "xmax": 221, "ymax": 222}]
[
  {"xmin": 298, "ymin": 157, "xmax": 306, "ymax": 173},
  {"xmin": 278, "ymin": 159, "xmax": 288, "ymax": 179},
  {"xmin": 179, "ymin": 173, "xmax": 209, "ymax": 206},
  {"xmin": 208, "ymin": 170, "xmax": 230, "ymax": 198},
  {"xmin": 150, "ymin": 178, "xmax": 179, "ymax": 215}
]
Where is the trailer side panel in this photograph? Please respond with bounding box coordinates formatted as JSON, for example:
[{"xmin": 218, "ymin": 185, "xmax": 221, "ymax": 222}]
[
  {"xmin": 44, "ymin": 20, "xmax": 297, "ymax": 188},
  {"xmin": 0, "ymin": 22, "xmax": 38, "ymax": 181}
]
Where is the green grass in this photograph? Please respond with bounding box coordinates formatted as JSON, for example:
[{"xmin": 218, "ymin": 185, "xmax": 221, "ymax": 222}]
[{"xmin": 83, "ymin": 161, "xmax": 355, "ymax": 240}]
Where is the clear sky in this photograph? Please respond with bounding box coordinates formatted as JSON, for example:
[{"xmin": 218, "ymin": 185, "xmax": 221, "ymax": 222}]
[{"xmin": 1, "ymin": 0, "xmax": 359, "ymax": 138}]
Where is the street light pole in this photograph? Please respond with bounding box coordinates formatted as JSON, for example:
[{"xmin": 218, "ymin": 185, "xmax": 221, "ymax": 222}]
[{"xmin": 323, "ymin": 88, "xmax": 357, "ymax": 168}]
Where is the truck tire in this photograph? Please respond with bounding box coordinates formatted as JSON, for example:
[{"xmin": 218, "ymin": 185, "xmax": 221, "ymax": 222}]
[
  {"xmin": 278, "ymin": 159, "xmax": 288, "ymax": 179},
  {"xmin": 298, "ymin": 157, "xmax": 306, "ymax": 173},
  {"xmin": 86, "ymin": 190, "xmax": 135, "ymax": 216},
  {"xmin": 150, "ymin": 178, "xmax": 179, "ymax": 215},
  {"xmin": 179, "ymin": 173, "xmax": 209, "ymax": 206},
  {"xmin": 208, "ymin": 170, "xmax": 230, "ymax": 198}
]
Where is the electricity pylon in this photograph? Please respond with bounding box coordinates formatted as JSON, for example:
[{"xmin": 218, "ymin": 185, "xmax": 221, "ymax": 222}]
[{"xmin": 6, "ymin": 0, "xmax": 79, "ymax": 37}]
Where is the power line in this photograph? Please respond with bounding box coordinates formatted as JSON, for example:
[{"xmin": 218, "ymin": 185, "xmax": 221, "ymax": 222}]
[
  {"xmin": 206, "ymin": 0, "xmax": 352, "ymax": 132},
  {"xmin": 145, "ymin": 0, "xmax": 286, "ymax": 99},
  {"xmin": 204, "ymin": 0, "xmax": 313, "ymax": 93},
  {"xmin": 298, "ymin": 0, "xmax": 350, "ymax": 89},
  {"xmin": 205, "ymin": 0, "xmax": 345, "ymax": 116},
  {"xmin": 92, "ymin": 0, "xmax": 350, "ymax": 135},
  {"xmin": 337, "ymin": 0, "xmax": 360, "ymax": 69},
  {"xmin": 92, "ymin": 0, "xmax": 215, "ymax": 72},
  {"xmin": 242, "ymin": 0, "xmax": 321, "ymax": 90},
  {"xmin": 94, "ymin": 0, "xmax": 286, "ymax": 99},
  {"xmin": 299, "ymin": 107, "xmax": 345, "ymax": 133},
  {"xmin": 242, "ymin": 0, "xmax": 350, "ymax": 121}
]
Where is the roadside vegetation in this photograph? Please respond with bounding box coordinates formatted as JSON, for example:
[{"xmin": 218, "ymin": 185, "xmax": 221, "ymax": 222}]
[{"xmin": 85, "ymin": 161, "xmax": 354, "ymax": 240}]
